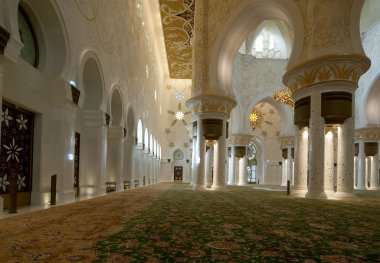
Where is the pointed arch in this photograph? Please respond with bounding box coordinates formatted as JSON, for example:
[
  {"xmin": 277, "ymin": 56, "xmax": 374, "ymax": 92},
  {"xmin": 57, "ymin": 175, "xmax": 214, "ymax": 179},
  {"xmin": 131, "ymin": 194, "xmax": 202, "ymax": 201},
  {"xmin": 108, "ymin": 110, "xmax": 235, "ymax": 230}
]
[{"xmin": 109, "ymin": 85, "xmax": 124, "ymax": 127}]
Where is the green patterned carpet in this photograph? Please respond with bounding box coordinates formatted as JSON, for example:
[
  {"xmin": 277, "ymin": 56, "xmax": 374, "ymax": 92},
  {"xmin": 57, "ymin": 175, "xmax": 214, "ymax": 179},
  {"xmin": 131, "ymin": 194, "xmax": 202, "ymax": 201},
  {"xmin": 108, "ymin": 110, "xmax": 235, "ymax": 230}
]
[{"xmin": 95, "ymin": 184, "xmax": 380, "ymax": 262}]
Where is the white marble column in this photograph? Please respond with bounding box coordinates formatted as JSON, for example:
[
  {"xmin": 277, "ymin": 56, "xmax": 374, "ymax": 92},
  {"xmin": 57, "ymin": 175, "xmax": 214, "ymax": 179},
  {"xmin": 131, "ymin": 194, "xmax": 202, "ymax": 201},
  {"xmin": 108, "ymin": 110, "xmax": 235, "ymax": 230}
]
[
  {"xmin": 205, "ymin": 145, "xmax": 213, "ymax": 187},
  {"xmin": 336, "ymin": 117, "xmax": 355, "ymax": 199},
  {"xmin": 306, "ymin": 92, "xmax": 327, "ymax": 199},
  {"xmin": 357, "ymin": 140, "xmax": 366, "ymax": 189},
  {"xmin": 324, "ymin": 130, "xmax": 335, "ymax": 197},
  {"xmin": 134, "ymin": 143, "xmax": 143, "ymax": 188},
  {"xmin": 148, "ymin": 152, "xmax": 154, "ymax": 184},
  {"xmin": 287, "ymin": 147, "xmax": 293, "ymax": 185},
  {"xmin": 141, "ymin": 149, "xmax": 149, "ymax": 186},
  {"xmin": 194, "ymin": 117, "xmax": 206, "ymax": 189},
  {"xmin": 366, "ymin": 156, "xmax": 370, "ymax": 189},
  {"xmin": 228, "ymin": 146, "xmax": 236, "ymax": 185},
  {"xmin": 369, "ymin": 153, "xmax": 379, "ymax": 189},
  {"xmin": 238, "ymin": 154, "xmax": 247, "ymax": 186},
  {"xmin": 354, "ymin": 156, "xmax": 358, "ymax": 188},
  {"xmin": 281, "ymin": 156, "xmax": 287, "ymax": 186},
  {"xmin": 211, "ymin": 120, "xmax": 227, "ymax": 190},
  {"xmin": 293, "ymin": 127, "xmax": 308, "ymax": 197},
  {"xmin": 79, "ymin": 110, "xmax": 108, "ymax": 197},
  {"xmin": 191, "ymin": 138, "xmax": 196, "ymax": 186},
  {"xmin": 123, "ymin": 135, "xmax": 135, "ymax": 188},
  {"xmin": 106, "ymin": 127, "xmax": 124, "ymax": 191}
]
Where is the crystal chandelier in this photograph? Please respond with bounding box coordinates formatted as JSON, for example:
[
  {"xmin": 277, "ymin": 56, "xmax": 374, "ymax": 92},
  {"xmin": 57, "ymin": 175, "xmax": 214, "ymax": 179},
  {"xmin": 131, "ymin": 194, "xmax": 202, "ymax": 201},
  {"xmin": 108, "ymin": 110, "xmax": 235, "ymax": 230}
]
[{"xmin": 273, "ymin": 87, "xmax": 294, "ymax": 107}]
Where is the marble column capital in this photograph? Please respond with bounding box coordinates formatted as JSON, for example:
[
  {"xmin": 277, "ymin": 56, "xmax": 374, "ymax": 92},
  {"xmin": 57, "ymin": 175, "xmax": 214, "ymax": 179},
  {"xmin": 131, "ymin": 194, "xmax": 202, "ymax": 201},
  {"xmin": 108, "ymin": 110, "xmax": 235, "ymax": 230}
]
[
  {"xmin": 83, "ymin": 109, "xmax": 108, "ymax": 127},
  {"xmin": 186, "ymin": 95, "xmax": 236, "ymax": 118},
  {"xmin": 279, "ymin": 136, "xmax": 294, "ymax": 147},
  {"xmin": 227, "ymin": 133, "xmax": 253, "ymax": 145},
  {"xmin": 49, "ymin": 78, "xmax": 78, "ymax": 108},
  {"xmin": 284, "ymin": 54, "xmax": 370, "ymax": 94},
  {"xmin": 107, "ymin": 126, "xmax": 124, "ymax": 139},
  {"xmin": 355, "ymin": 127, "xmax": 380, "ymax": 140}
]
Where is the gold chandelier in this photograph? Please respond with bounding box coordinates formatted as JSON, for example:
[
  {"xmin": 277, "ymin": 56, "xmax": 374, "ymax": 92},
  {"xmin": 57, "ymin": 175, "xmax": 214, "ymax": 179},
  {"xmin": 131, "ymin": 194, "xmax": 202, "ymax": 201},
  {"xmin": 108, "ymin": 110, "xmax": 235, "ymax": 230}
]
[{"xmin": 273, "ymin": 87, "xmax": 294, "ymax": 107}]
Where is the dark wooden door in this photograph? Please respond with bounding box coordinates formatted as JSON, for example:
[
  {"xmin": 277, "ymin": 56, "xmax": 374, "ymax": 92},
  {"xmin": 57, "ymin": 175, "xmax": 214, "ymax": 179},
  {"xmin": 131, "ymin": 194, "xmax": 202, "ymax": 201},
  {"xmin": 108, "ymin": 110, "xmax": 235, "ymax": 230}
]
[
  {"xmin": 74, "ymin": 132, "xmax": 80, "ymax": 197},
  {"xmin": 0, "ymin": 101, "xmax": 34, "ymax": 208},
  {"xmin": 174, "ymin": 166, "xmax": 183, "ymax": 181}
]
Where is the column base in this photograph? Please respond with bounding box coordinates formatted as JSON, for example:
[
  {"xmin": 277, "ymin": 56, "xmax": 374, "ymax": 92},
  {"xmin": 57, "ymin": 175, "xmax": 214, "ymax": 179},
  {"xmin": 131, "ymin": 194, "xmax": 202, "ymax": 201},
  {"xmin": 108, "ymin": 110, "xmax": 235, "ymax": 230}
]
[
  {"xmin": 80, "ymin": 185, "xmax": 107, "ymax": 196},
  {"xmin": 58, "ymin": 190, "xmax": 76, "ymax": 204},
  {"xmin": 355, "ymin": 185, "xmax": 367, "ymax": 190},
  {"xmin": 281, "ymin": 182, "xmax": 287, "ymax": 187},
  {"xmin": 368, "ymin": 186, "xmax": 379, "ymax": 190},
  {"xmin": 192, "ymin": 184, "xmax": 207, "ymax": 190},
  {"xmin": 305, "ymin": 190, "xmax": 328, "ymax": 199},
  {"xmin": 237, "ymin": 182, "xmax": 246, "ymax": 186},
  {"xmin": 211, "ymin": 184, "xmax": 227, "ymax": 191},
  {"xmin": 290, "ymin": 189, "xmax": 307, "ymax": 198},
  {"xmin": 332, "ymin": 191, "xmax": 357, "ymax": 200},
  {"xmin": 324, "ymin": 190, "xmax": 336, "ymax": 199}
]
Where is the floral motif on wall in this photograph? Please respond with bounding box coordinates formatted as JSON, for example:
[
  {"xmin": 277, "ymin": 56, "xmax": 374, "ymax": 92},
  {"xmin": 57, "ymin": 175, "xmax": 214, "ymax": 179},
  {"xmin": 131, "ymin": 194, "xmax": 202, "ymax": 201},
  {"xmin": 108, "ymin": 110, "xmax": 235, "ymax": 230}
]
[{"xmin": 0, "ymin": 102, "xmax": 34, "ymax": 194}]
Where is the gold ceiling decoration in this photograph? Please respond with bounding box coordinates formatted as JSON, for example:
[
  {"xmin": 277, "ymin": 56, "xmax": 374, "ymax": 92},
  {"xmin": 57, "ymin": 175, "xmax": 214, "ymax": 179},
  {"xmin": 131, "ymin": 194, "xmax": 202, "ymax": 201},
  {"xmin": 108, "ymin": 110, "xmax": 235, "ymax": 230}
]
[
  {"xmin": 273, "ymin": 87, "xmax": 295, "ymax": 107},
  {"xmin": 159, "ymin": 0, "xmax": 194, "ymax": 79},
  {"xmin": 249, "ymin": 109, "xmax": 263, "ymax": 130}
]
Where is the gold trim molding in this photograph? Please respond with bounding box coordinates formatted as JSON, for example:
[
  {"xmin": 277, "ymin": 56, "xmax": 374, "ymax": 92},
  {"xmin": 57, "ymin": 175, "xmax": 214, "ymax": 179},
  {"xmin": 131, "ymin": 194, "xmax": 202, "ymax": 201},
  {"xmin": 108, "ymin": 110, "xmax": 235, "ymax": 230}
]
[
  {"xmin": 355, "ymin": 127, "xmax": 380, "ymax": 140},
  {"xmin": 283, "ymin": 54, "xmax": 370, "ymax": 92},
  {"xmin": 227, "ymin": 134, "xmax": 253, "ymax": 144},
  {"xmin": 186, "ymin": 95, "xmax": 237, "ymax": 116}
]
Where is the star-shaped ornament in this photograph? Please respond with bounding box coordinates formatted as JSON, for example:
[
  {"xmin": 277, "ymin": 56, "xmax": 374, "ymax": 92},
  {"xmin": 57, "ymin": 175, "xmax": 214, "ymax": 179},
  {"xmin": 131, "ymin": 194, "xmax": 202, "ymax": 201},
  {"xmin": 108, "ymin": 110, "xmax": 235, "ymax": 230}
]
[{"xmin": 167, "ymin": 102, "xmax": 191, "ymax": 126}]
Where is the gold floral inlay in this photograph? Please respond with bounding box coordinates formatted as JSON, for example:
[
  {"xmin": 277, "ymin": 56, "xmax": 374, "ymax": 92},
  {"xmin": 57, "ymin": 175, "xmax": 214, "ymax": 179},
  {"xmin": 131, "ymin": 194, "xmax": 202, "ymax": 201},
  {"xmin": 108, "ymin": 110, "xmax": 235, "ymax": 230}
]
[
  {"xmin": 283, "ymin": 54, "xmax": 370, "ymax": 92},
  {"xmin": 160, "ymin": 0, "xmax": 194, "ymax": 79}
]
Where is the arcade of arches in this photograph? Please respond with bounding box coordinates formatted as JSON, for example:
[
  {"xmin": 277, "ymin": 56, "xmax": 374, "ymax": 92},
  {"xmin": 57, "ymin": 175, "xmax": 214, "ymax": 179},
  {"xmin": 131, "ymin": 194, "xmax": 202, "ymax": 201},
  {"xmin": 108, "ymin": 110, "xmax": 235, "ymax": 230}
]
[{"xmin": 0, "ymin": 0, "xmax": 379, "ymax": 249}]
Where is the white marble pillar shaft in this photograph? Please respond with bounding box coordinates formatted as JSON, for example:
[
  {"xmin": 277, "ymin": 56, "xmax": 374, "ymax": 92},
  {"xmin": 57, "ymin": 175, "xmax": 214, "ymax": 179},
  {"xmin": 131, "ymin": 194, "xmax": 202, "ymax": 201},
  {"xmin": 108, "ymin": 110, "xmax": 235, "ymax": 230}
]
[
  {"xmin": 194, "ymin": 118, "xmax": 206, "ymax": 189},
  {"xmin": 324, "ymin": 130, "xmax": 335, "ymax": 196},
  {"xmin": 229, "ymin": 147, "xmax": 236, "ymax": 185},
  {"xmin": 336, "ymin": 117, "xmax": 355, "ymax": 197},
  {"xmin": 238, "ymin": 155, "xmax": 247, "ymax": 185},
  {"xmin": 134, "ymin": 144, "xmax": 143, "ymax": 187},
  {"xmin": 211, "ymin": 120, "xmax": 227, "ymax": 190},
  {"xmin": 357, "ymin": 141, "xmax": 366, "ymax": 189},
  {"xmin": 369, "ymin": 153, "xmax": 379, "ymax": 189},
  {"xmin": 287, "ymin": 147, "xmax": 293, "ymax": 184},
  {"xmin": 281, "ymin": 157, "xmax": 287, "ymax": 186},
  {"xmin": 354, "ymin": 156, "xmax": 357, "ymax": 188},
  {"xmin": 293, "ymin": 127, "xmax": 308, "ymax": 196},
  {"xmin": 306, "ymin": 92, "xmax": 327, "ymax": 199},
  {"xmin": 191, "ymin": 139, "xmax": 196, "ymax": 186},
  {"xmin": 205, "ymin": 146, "xmax": 213, "ymax": 187}
]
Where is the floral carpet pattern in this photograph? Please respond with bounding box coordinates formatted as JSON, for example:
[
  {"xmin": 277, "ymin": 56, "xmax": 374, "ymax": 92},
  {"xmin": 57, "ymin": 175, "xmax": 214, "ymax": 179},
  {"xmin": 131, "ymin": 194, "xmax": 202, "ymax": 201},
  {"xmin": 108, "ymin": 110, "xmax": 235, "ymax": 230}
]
[
  {"xmin": 0, "ymin": 184, "xmax": 171, "ymax": 262},
  {"xmin": 0, "ymin": 183, "xmax": 379, "ymax": 262},
  {"xmin": 96, "ymin": 185, "xmax": 380, "ymax": 262}
]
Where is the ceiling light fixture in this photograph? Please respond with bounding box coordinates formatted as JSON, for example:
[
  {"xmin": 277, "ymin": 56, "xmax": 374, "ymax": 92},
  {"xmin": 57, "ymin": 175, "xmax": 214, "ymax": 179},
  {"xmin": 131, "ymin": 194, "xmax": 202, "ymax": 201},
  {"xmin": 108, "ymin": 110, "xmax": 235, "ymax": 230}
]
[{"xmin": 175, "ymin": 111, "xmax": 184, "ymax": 120}]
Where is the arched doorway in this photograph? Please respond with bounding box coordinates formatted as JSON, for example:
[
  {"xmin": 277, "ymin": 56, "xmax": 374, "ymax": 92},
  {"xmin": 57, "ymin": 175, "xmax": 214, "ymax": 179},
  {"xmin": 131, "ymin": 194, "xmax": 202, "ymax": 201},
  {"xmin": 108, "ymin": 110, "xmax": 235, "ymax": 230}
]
[
  {"xmin": 173, "ymin": 149, "xmax": 185, "ymax": 182},
  {"xmin": 79, "ymin": 54, "xmax": 105, "ymax": 195}
]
